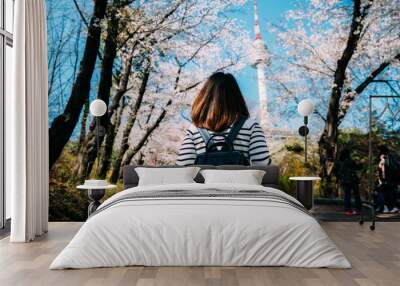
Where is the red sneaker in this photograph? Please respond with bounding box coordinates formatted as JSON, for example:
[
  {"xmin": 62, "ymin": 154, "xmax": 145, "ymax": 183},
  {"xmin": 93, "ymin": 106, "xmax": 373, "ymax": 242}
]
[{"xmin": 345, "ymin": 211, "xmax": 354, "ymax": 216}]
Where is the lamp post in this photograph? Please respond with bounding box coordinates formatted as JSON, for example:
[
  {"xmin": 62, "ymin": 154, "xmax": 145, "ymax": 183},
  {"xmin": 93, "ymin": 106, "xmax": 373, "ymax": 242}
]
[
  {"xmin": 77, "ymin": 99, "xmax": 112, "ymax": 217},
  {"xmin": 297, "ymin": 99, "xmax": 315, "ymax": 163},
  {"xmin": 89, "ymin": 99, "xmax": 107, "ymax": 174}
]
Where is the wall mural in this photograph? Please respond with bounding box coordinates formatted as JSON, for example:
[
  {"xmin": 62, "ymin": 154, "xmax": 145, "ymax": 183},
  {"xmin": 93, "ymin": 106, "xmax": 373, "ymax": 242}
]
[{"xmin": 47, "ymin": 0, "xmax": 400, "ymax": 221}]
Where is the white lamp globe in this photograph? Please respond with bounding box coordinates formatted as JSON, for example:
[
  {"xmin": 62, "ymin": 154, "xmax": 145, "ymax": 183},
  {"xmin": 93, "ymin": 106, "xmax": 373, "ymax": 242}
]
[
  {"xmin": 90, "ymin": 99, "xmax": 107, "ymax": 117},
  {"xmin": 297, "ymin": 99, "xmax": 315, "ymax": 117}
]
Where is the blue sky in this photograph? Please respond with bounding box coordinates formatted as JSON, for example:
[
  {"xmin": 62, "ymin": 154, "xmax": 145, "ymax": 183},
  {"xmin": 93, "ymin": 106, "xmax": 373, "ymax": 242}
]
[
  {"xmin": 46, "ymin": 0, "xmax": 399, "ymax": 138},
  {"xmin": 46, "ymin": 0, "xmax": 300, "ymax": 138},
  {"xmin": 234, "ymin": 1, "xmax": 295, "ymax": 109}
]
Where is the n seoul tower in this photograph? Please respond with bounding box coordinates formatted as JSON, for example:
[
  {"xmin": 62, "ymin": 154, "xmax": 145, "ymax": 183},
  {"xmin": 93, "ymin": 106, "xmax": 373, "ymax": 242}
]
[{"xmin": 250, "ymin": 0, "xmax": 271, "ymax": 129}]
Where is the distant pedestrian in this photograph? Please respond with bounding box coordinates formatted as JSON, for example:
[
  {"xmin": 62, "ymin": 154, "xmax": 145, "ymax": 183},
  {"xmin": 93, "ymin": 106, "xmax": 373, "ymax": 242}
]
[
  {"xmin": 376, "ymin": 146, "xmax": 399, "ymax": 213},
  {"xmin": 334, "ymin": 149, "xmax": 362, "ymax": 215}
]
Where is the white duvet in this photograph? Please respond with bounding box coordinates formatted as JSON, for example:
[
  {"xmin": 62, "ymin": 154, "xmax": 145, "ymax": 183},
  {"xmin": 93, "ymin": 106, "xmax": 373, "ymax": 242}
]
[{"xmin": 50, "ymin": 183, "xmax": 351, "ymax": 269}]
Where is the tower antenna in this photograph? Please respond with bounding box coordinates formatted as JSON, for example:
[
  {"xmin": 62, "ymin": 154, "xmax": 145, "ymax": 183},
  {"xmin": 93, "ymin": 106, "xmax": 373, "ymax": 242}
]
[{"xmin": 250, "ymin": 0, "xmax": 271, "ymax": 129}]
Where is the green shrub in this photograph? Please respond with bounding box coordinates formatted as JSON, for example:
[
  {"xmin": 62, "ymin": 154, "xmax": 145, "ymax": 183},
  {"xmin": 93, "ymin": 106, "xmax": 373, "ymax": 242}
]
[
  {"xmin": 276, "ymin": 139, "xmax": 320, "ymax": 197},
  {"xmin": 285, "ymin": 142, "xmax": 304, "ymax": 153},
  {"xmin": 49, "ymin": 142, "xmax": 87, "ymax": 221}
]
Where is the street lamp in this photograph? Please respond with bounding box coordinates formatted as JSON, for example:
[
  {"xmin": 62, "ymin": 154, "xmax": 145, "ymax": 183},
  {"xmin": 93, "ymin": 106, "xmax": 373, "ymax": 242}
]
[
  {"xmin": 297, "ymin": 99, "xmax": 315, "ymax": 163},
  {"xmin": 90, "ymin": 99, "xmax": 107, "ymax": 117},
  {"xmin": 89, "ymin": 99, "xmax": 107, "ymax": 174}
]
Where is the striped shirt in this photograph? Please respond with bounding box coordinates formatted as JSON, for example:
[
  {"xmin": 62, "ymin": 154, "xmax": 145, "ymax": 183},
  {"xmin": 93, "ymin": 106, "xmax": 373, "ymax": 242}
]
[{"xmin": 176, "ymin": 118, "xmax": 271, "ymax": 166}]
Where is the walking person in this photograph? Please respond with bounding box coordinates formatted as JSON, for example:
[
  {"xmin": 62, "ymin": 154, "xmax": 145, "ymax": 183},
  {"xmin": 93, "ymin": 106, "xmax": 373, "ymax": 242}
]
[
  {"xmin": 377, "ymin": 146, "xmax": 399, "ymax": 213},
  {"xmin": 334, "ymin": 149, "xmax": 362, "ymax": 215}
]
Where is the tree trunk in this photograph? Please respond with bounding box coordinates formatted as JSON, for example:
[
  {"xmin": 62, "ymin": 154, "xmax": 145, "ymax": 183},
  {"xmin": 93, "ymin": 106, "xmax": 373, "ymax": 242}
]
[
  {"xmin": 49, "ymin": 0, "xmax": 108, "ymax": 169},
  {"xmin": 110, "ymin": 60, "xmax": 206, "ymax": 181},
  {"xmin": 72, "ymin": 100, "xmax": 89, "ymax": 176},
  {"xmin": 110, "ymin": 63, "xmax": 151, "ymax": 183},
  {"xmin": 89, "ymin": 2, "xmax": 186, "ymax": 178},
  {"xmin": 76, "ymin": 0, "xmax": 180, "ymax": 178},
  {"xmin": 76, "ymin": 4, "xmax": 120, "ymax": 179},
  {"xmin": 78, "ymin": 100, "xmax": 89, "ymax": 146},
  {"xmin": 98, "ymin": 104, "xmax": 124, "ymax": 178},
  {"xmin": 318, "ymin": 0, "xmax": 371, "ymax": 197},
  {"xmin": 97, "ymin": 54, "xmax": 135, "ymax": 178},
  {"xmin": 71, "ymin": 99, "xmax": 89, "ymax": 160},
  {"xmin": 118, "ymin": 99, "xmax": 172, "ymax": 179}
]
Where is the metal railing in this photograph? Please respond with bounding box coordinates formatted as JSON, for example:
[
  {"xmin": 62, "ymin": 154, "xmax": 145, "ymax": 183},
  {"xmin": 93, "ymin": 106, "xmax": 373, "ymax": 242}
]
[{"xmin": 361, "ymin": 95, "xmax": 400, "ymax": 230}]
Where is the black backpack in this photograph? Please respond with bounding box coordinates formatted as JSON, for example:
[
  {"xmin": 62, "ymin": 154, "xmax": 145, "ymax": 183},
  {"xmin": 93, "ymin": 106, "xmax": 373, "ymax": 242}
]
[{"xmin": 194, "ymin": 117, "xmax": 250, "ymax": 166}]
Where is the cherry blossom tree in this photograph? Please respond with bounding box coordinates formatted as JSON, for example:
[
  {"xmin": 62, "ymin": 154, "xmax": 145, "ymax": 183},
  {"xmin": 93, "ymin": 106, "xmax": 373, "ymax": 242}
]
[
  {"xmin": 106, "ymin": 0, "xmax": 251, "ymax": 182},
  {"xmin": 70, "ymin": 0, "xmax": 252, "ymax": 181},
  {"xmin": 48, "ymin": 0, "xmax": 108, "ymax": 169},
  {"xmin": 270, "ymin": 0, "xmax": 400, "ymax": 195}
]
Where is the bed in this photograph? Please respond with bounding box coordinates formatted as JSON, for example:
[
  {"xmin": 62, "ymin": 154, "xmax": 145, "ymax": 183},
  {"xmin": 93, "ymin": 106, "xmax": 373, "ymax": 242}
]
[{"xmin": 50, "ymin": 165, "xmax": 351, "ymax": 269}]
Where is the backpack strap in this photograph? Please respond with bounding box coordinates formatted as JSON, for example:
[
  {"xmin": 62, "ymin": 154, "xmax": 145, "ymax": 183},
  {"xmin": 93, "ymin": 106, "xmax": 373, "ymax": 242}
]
[
  {"xmin": 197, "ymin": 128, "xmax": 214, "ymax": 149},
  {"xmin": 227, "ymin": 116, "xmax": 247, "ymax": 143},
  {"xmin": 198, "ymin": 116, "xmax": 247, "ymax": 150}
]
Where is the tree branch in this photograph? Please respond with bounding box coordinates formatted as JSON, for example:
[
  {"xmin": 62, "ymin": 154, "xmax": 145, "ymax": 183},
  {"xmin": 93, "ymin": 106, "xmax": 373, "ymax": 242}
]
[
  {"xmin": 72, "ymin": 0, "xmax": 89, "ymax": 28},
  {"xmin": 338, "ymin": 52, "xmax": 400, "ymax": 123}
]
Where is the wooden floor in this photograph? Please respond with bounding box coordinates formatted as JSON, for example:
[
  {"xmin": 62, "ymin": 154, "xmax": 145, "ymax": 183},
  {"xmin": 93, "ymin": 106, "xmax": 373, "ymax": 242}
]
[{"xmin": 0, "ymin": 222, "xmax": 399, "ymax": 286}]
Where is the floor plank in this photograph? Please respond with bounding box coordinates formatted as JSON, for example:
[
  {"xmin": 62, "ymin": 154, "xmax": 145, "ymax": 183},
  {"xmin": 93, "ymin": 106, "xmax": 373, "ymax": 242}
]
[{"xmin": 0, "ymin": 222, "xmax": 399, "ymax": 286}]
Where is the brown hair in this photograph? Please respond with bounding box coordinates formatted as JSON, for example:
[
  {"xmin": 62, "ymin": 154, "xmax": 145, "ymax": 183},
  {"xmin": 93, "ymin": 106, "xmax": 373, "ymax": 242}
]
[{"xmin": 191, "ymin": 72, "xmax": 249, "ymax": 132}]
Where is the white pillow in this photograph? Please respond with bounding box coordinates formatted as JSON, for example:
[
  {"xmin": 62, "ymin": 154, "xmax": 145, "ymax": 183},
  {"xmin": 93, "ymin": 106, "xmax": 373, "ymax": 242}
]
[
  {"xmin": 200, "ymin": 169, "xmax": 266, "ymax": 185},
  {"xmin": 135, "ymin": 167, "xmax": 200, "ymax": 186}
]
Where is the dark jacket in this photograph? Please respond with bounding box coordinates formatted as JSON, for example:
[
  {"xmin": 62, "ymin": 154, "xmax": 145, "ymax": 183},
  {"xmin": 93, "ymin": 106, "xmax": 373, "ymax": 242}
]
[{"xmin": 334, "ymin": 158, "xmax": 361, "ymax": 185}]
